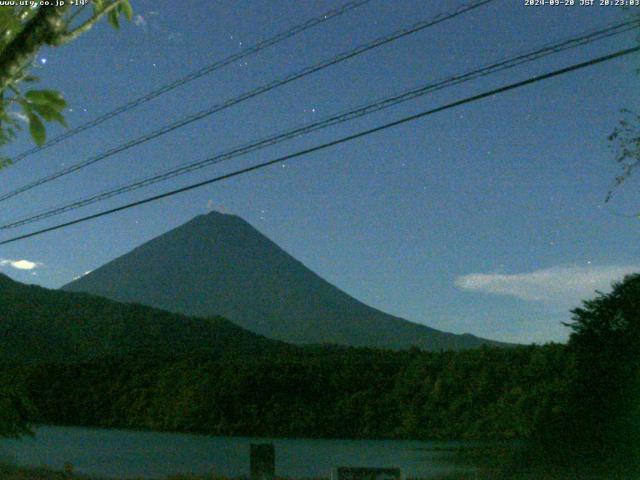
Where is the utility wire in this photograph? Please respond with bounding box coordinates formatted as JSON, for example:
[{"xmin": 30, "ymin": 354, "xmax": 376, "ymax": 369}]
[
  {"xmin": 1, "ymin": 45, "xmax": 636, "ymax": 246},
  {"xmin": 0, "ymin": 0, "xmax": 494, "ymax": 203},
  {"xmin": 1, "ymin": 18, "xmax": 637, "ymax": 230},
  {"xmin": 9, "ymin": 0, "xmax": 373, "ymax": 164}
]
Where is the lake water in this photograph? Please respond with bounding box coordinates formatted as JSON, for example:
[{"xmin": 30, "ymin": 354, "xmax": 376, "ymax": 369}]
[{"xmin": 0, "ymin": 425, "xmax": 476, "ymax": 479}]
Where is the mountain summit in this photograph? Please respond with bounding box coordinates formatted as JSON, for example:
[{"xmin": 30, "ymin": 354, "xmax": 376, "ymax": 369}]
[{"xmin": 63, "ymin": 211, "xmax": 502, "ymax": 350}]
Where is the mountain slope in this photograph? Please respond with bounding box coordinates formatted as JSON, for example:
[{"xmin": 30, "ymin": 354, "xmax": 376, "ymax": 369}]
[
  {"xmin": 0, "ymin": 273, "xmax": 284, "ymax": 364},
  {"xmin": 64, "ymin": 212, "xmax": 504, "ymax": 350}
]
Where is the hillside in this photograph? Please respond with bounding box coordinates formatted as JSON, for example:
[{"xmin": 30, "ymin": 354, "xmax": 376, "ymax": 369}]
[
  {"xmin": 64, "ymin": 211, "xmax": 505, "ymax": 350},
  {"xmin": 0, "ymin": 273, "xmax": 285, "ymax": 364}
]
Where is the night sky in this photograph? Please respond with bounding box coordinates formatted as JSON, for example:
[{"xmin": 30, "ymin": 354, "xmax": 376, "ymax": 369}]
[{"xmin": 0, "ymin": 0, "xmax": 638, "ymax": 344}]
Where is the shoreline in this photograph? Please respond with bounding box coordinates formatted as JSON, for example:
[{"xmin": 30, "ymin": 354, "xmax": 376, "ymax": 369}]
[
  {"xmin": 20, "ymin": 423, "xmax": 523, "ymax": 444},
  {"xmin": 0, "ymin": 464, "xmax": 475, "ymax": 480}
]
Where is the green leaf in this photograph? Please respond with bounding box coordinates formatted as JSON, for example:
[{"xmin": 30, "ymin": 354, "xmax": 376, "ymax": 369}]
[
  {"xmin": 121, "ymin": 0, "xmax": 133, "ymax": 21},
  {"xmin": 30, "ymin": 103, "xmax": 67, "ymax": 127},
  {"xmin": 27, "ymin": 113, "xmax": 45, "ymax": 146},
  {"xmin": 0, "ymin": 7, "xmax": 15, "ymax": 27},
  {"xmin": 108, "ymin": 8, "xmax": 120, "ymax": 29},
  {"xmin": 93, "ymin": 0, "xmax": 105, "ymax": 14},
  {"xmin": 24, "ymin": 90, "xmax": 66, "ymax": 109},
  {"xmin": 18, "ymin": 98, "xmax": 32, "ymax": 115}
]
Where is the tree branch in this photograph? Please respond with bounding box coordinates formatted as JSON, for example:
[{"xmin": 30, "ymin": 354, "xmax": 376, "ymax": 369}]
[
  {"xmin": 63, "ymin": 3, "xmax": 89, "ymax": 31},
  {"xmin": 54, "ymin": 0, "xmax": 124, "ymax": 46},
  {"xmin": 0, "ymin": 5, "xmax": 70, "ymax": 94}
]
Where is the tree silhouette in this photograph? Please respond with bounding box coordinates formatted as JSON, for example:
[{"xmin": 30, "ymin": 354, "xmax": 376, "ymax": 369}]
[{"xmin": 540, "ymin": 274, "xmax": 640, "ymax": 477}]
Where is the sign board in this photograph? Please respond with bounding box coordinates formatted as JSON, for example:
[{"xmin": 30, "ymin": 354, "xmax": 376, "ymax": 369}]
[
  {"xmin": 250, "ymin": 443, "xmax": 275, "ymax": 480},
  {"xmin": 333, "ymin": 467, "xmax": 402, "ymax": 480}
]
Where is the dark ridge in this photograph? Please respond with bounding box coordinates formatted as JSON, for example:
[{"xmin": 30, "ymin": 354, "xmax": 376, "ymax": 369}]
[{"xmin": 0, "ymin": 273, "xmax": 287, "ymax": 364}]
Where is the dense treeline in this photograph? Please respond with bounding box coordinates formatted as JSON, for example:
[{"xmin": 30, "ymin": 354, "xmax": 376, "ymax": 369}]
[
  {"xmin": 7, "ymin": 344, "xmax": 569, "ymax": 441},
  {"xmin": 0, "ymin": 272, "xmax": 289, "ymax": 365}
]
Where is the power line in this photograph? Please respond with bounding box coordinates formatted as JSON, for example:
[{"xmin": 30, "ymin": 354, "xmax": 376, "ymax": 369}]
[
  {"xmin": 9, "ymin": 0, "xmax": 374, "ymax": 164},
  {"xmin": 1, "ymin": 18, "xmax": 636, "ymax": 230},
  {"xmin": 0, "ymin": 0, "xmax": 494, "ymax": 204},
  {"xmin": 1, "ymin": 45, "xmax": 636, "ymax": 246}
]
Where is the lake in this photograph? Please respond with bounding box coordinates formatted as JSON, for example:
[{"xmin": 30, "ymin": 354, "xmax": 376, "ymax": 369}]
[{"xmin": 0, "ymin": 425, "xmax": 477, "ymax": 479}]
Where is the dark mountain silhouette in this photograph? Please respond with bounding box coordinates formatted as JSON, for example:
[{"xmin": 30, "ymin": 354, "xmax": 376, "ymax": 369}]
[
  {"xmin": 63, "ymin": 211, "xmax": 505, "ymax": 350},
  {"xmin": 0, "ymin": 272, "xmax": 284, "ymax": 364}
]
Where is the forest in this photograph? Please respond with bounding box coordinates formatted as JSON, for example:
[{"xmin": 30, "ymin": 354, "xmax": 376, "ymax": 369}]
[
  {"xmin": 5, "ymin": 343, "xmax": 568, "ymax": 440},
  {"xmin": 0, "ymin": 274, "xmax": 638, "ymax": 478}
]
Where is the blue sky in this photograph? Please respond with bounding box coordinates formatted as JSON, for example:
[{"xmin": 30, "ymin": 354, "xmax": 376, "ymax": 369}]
[{"xmin": 0, "ymin": 0, "xmax": 638, "ymax": 344}]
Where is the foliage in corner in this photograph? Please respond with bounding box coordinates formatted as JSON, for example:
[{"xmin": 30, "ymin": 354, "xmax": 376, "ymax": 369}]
[
  {"xmin": 606, "ymin": 8, "xmax": 640, "ymax": 205},
  {"xmin": 0, "ymin": 1, "xmax": 133, "ymax": 166},
  {"xmin": 607, "ymin": 109, "xmax": 640, "ymax": 204}
]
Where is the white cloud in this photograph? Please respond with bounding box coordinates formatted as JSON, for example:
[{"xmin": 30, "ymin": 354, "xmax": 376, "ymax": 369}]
[
  {"xmin": 455, "ymin": 264, "xmax": 639, "ymax": 304},
  {"xmin": 0, "ymin": 258, "xmax": 43, "ymax": 271}
]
